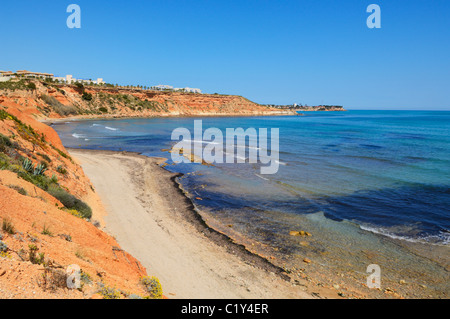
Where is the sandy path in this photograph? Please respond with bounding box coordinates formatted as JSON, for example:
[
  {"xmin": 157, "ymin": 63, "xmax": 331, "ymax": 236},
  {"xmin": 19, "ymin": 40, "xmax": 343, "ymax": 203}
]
[{"xmin": 70, "ymin": 149, "xmax": 312, "ymax": 299}]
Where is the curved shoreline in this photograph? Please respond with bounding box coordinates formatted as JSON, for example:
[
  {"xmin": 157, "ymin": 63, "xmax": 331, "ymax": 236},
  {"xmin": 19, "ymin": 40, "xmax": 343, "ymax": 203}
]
[
  {"xmin": 169, "ymin": 171, "xmax": 291, "ymax": 281},
  {"xmin": 70, "ymin": 148, "xmax": 292, "ymax": 280},
  {"xmin": 68, "ymin": 148, "xmax": 317, "ymax": 299}
]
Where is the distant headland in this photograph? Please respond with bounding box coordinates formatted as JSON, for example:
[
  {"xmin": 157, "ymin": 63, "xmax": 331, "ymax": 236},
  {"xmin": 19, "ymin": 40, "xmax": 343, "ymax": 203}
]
[
  {"xmin": 264, "ymin": 104, "xmax": 346, "ymax": 111},
  {"xmin": 0, "ymin": 69, "xmax": 345, "ymax": 118}
]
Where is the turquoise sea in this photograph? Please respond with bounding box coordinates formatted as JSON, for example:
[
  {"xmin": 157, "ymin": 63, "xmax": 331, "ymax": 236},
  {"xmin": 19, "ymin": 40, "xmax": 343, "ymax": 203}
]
[{"xmin": 53, "ymin": 110, "xmax": 450, "ymax": 247}]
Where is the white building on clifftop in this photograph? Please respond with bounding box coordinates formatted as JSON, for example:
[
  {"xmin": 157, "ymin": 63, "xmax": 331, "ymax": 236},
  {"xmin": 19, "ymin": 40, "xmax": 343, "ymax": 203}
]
[
  {"xmin": 55, "ymin": 74, "xmax": 104, "ymax": 85},
  {"xmin": 0, "ymin": 69, "xmax": 104, "ymax": 85}
]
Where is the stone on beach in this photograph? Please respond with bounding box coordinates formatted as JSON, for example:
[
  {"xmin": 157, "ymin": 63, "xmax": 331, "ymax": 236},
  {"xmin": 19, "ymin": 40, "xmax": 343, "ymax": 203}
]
[{"xmin": 289, "ymin": 230, "xmax": 312, "ymax": 237}]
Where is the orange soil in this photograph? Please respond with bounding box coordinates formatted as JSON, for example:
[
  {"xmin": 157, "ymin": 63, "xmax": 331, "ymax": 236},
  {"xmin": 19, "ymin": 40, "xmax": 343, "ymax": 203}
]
[
  {"xmin": 0, "ymin": 81, "xmax": 296, "ymax": 121},
  {"xmin": 0, "ymin": 97, "xmax": 149, "ymax": 298}
]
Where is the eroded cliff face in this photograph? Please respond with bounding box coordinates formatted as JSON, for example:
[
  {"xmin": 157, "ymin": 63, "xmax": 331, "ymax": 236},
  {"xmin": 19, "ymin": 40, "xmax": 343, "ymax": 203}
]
[
  {"xmin": 0, "ymin": 87, "xmax": 151, "ymax": 299},
  {"xmin": 0, "ymin": 80, "xmax": 296, "ymax": 120}
]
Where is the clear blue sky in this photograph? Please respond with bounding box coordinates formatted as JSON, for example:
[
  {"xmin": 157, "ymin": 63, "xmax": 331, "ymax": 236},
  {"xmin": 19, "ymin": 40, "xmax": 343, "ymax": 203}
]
[{"xmin": 1, "ymin": 0, "xmax": 449, "ymax": 110}]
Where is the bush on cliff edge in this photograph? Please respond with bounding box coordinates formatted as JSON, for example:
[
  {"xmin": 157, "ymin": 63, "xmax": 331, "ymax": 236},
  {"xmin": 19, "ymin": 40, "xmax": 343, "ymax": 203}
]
[{"xmin": 47, "ymin": 184, "xmax": 92, "ymax": 219}]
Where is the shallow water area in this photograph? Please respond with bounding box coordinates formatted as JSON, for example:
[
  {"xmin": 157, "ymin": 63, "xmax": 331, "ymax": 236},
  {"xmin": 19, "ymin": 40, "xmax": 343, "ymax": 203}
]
[{"xmin": 54, "ymin": 111, "xmax": 450, "ymax": 297}]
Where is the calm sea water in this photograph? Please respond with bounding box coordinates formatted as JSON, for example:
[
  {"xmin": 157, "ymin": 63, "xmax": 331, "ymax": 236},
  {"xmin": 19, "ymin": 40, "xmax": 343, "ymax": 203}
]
[{"xmin": 53, "ymin": 111, "xmax": 450, "ymax": 246}]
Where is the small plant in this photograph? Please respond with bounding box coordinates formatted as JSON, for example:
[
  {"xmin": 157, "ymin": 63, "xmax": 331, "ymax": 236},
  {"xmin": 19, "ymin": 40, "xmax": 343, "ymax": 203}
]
[
  {"xmin": 37, "ymin": 152, "xmax": 51, "ymax": 163},
  {"xmin": 80, "ymin": 271, "xmax": 92, "ymax": 285},
  {"xmin": 82, "ymin": 92, "xmax": 93, "ymax": 101},
  {"xmin": 141, "ymin": 276, "xmax": 163, "ymax": 299},
  {"xmin": 99, "ymin": 107, "xmax": 108, "ymax": 113},
  {"xmin": 51, "ymin": 145, "xmax": 72, "ymax": 161},
  {"xmin": 27, "ymin": 82, "xmax": 36, "ymax": 90},
  {"xmin": 0, "ymin": 251, "xmax": 11, "ymax": 259},
  {"xmin": 91, "ymin": 220, "xmax": 101, "ymax": 228},
  {"xmin": 56, "ymin": 165, "xmax": 67, "ymax": 175},
  {"xmin": 33, "ymin": 163, "xmax": 47, "ymax": 176},
  {"xmin": 58, "ymin": 233, "xmax": 72, "ymax": 242},
  {"xmin": 39, "ymin": 267, "xmax": 67, "ymax": 291},
  {"xmin": 28, "ymin": 244, "xmax": 45, "ymax": 265},
  {"xmin": 0, "ymin": 133, "xmax": 14, "ymax": 153},
  {"xmin": 48, "ymin": 185, "xmax": 92, "ymax": 219},
  {"xmin": 2, "ymin": 218, "xmax": 15, "ymax": 235},
  {"xmin": 41, "ymin": 224, "xmax": 53, "ymax": 236},
  {"xmin": 99, "ymin": 286, "xmax": 121, "ymax": 299},
  {"xmin": 75, "ymin": 82, "xmax": 84, "ymax": 90},
  {"xmin": 22, "ymin": 158, "xmax": 33, "ymax": 173},
  {"xmin": 21, "ymin": 158, "xmax": 47, "ymax": 176},
  {"xmin": 66, "ymin": 209, "xmax": 83, "ymax": 219},
  {"xmin": 75, "ymin": 249, "xmax": 86, "ymax": 260},
  {"xmin": 51, "ymin": 174, "xmax": 58, "ymax": 183},
  {"xmin": 0, "ymin": 240, "xmax": 8, "ymax": 253},
  {"xmin": 8, "ymin": 185, "xmax": 27, "ymax": 196}
]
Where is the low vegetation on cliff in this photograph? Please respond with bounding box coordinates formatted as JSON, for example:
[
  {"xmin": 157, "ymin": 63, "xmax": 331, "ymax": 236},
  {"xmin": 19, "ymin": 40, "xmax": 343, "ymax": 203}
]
[
  {"xmin": 0, "ymin": 78, "xmax": 295, "ymax": 120},
  {"xmin": 0, "ymin": 96, "xmax": 160, "ymax": 298}
]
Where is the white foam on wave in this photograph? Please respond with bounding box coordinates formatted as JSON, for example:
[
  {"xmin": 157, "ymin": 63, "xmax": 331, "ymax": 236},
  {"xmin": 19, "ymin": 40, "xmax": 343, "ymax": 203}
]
[
  {"xmin": 92, "ymin": 123, "xmax": 102, "ymax": 127},
  {"xmin": 236, "ymin": 144, "xmax": 261, "ymax": 150},
  {"xmin": 360, "ymin": 225, "xmax": 450, "ymax": 246},
  {"xmin": 72, "ymin": 133, "xmax": 86, "ymax": 139},
  {"xmin": 255, "ymin": 173, "xmax": 269, "ymax": 181},
  {"xmin": 105, "ymin": 126, "xmax": 118, "ymax": 131},
  {"xmin": 223, "ymin": 151, "xmax": 247, "ymax": 162},
  {"xmin": 183, "ymin": 139, "xmax": 221, "ymax": 145}
]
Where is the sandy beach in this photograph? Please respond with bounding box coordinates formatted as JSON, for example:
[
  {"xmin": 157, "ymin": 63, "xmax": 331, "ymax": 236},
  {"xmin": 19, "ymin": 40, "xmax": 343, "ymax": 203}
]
[{"xmin": 69, "ymin": 149, "xmax": 316, "ymax": 299}]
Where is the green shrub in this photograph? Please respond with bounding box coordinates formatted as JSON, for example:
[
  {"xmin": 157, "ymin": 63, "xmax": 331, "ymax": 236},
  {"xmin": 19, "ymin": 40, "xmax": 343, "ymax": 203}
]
[
  {"xmin": 33, "ymin": 163, "xmax": 47, "ymax": 176},
  {"xmin": 99, "ymin": 107, "xmax": 108, "ymax": 113},
  {"xmin": 75, "ymin": 82, "xmax": 84, "ymax": 90},
  {"xmin": 28, "ymin": 244, "xmax": 45, "ymax": 265},
  {"xmin": 56, "ymin": 165, "xmax": 67, "ymax": 175},
  {"xmin": 21, "ymin": 158, "xmax": 47, "ymax": 176},
  {"xmin": 82, "ymin": 92, "xmax": 93, "ymax": 101},
  {"xmin": 0, "ymin": 241, "xmax": 8, "ymax": 253},
  {"xmin": 22, "ymin": 158, "xmax": 33, "ymax": 173},
  {"xmin": 0, "ymin": 110, "xmax": 41, "ymax": 144},
  {"xmin": 0, "ymin": 110, "xmax": 7, "ymax": 121},
  {"xmin": 99, "ymin": 286, "xmax": 121, "ymax": 299},
  {"xmin": 37, "ymin": 152, "xmax": 51, "ymax": 163},
  {"xmin": 2, "ymin": 218, "xmax": 15, "ymax": 235},
  {"xmin": 16, "ymin": 169, "xmax": 52, "ymax": 190},
  {"xmin": 51, "ymin": 145, "xmax": 72, "ymax": 161},
  {"xmin": 47, "ymin": 185, "xmax": 92, "ymax": 219},
  {"xmin": 41, "ymin": 224, "xmax": 53, "ymax": 236},
  {"xmin": 0, "ymin": 79, "xmax": 29, "ymax": 91},
  {"xmin": 0, "ymin": 153, "xmax": 10, "ymax": 170},
  {"xmin": 51, "ymin": 174, "xmax": 58, "ymax": 183},
  {"xmin": 141, "ymin": 276, "xmax": 163, "ymax": 299},
  {"xmin": 0, "ymin": 133, "xmax": 18, "ymax": 153},
  {"xmin": 0, "ymin": 133, "xmax": 12, "ymax": 148},
  {"xmin": 8, "ymin": 185, "xmax": 27, "ymax": 196}
]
